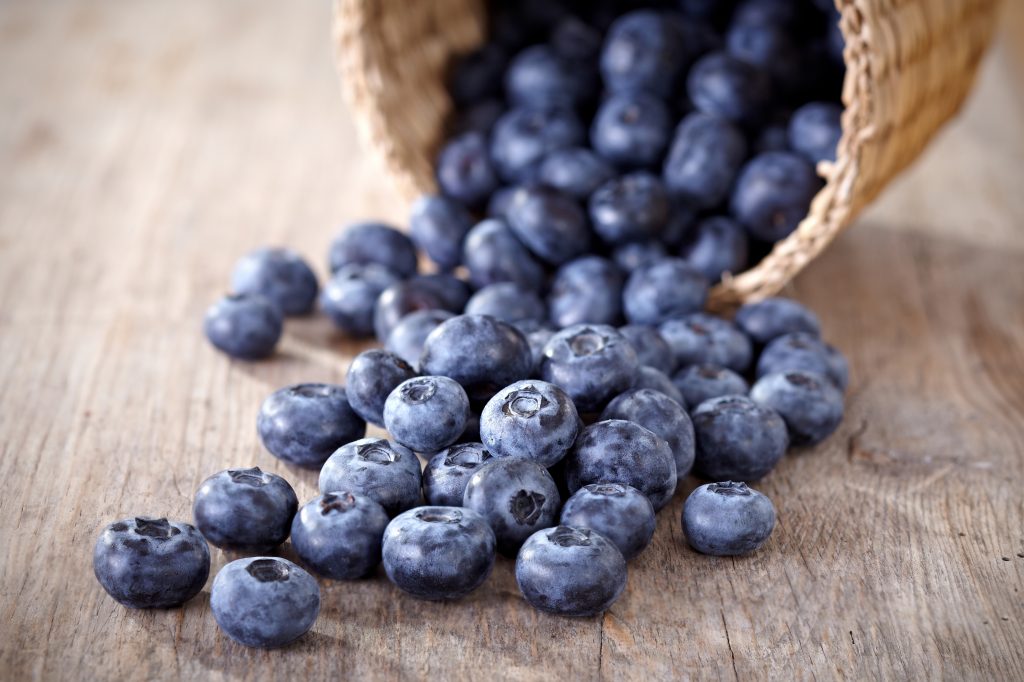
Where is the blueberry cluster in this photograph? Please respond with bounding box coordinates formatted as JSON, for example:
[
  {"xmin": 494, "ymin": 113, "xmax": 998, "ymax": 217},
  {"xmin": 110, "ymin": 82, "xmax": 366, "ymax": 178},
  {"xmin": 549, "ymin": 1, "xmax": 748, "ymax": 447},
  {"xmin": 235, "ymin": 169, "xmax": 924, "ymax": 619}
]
[
  {"xmin": 99, "ymin": 0, "xmax": 853, "ymax": 649},
  {"xmin": 96, "ymin": 293, "xmax": 848, "ymax": 643}
]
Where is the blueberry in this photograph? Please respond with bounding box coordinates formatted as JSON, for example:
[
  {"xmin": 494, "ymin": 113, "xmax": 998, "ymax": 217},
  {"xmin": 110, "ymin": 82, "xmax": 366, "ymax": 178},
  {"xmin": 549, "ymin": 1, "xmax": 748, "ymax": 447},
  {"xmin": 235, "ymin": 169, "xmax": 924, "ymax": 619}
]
[
  {"xmin": 383, "ymin": 376, "xmax": 470, "ymax": 454},
  {"xmin": 419, "ymin": 314, "xmax": 533, "ymax": 403},
  {"xmin": 290, "ymin": 492, "xmax": 389, "ymax": 580},
  {"xmin": 382, "ymin": 507, "xmax": 496, "ymax": 600},
  {"xmin": 662, "ymin": 112, "xmax": 747, "ymax": 210},
  {"xmin": 230, "ymin": 248, "xmax": 319, "ymax": 316},
  {"xmin": 193, "ymin": 467, "xmax": 297, "ymax": 551},
  {"xmin": 257, "ymin": 383, "xmax": 366, "ymax": 469},
  {"xmin": 692, "ymin": 396, "xmax": 788, "ymax": 481},
  {"xmin": 682, "ymin": 481, "xmax": 776, "ymax": 556},
  {"xmin": 756, "ymin": 332, "xmax": 849, "ymax": 390},
  {"xmin": 687, "ymin": 51, "xmax": 772, "ymax": 125},
  {"xmin": 480, "ymin": 380, "xmax": 580, "ymax": 468},
  {"xmin": 631, "ymin": 366, "xmax": 686, "ymax": 405},
  {"xmin": 591, "ymin": 93, "xmax": 672, "ymax": 169},
  {"xmin": 210, "ymin": 557, "xmax": 320, "ymax": 649},
  {"xmin": 565, "ymin": 420, "xmax": 677, "ymax": 511},
  {"xmin": 612, "ymin": 240, "xmax": 667, "ymax": 272},
  {"xmin": 490, "ymin": 106, "xmax": 584, "ymax": 183},
  {"xmin": 788, "ymin": 102, "xmax": 842, "ymax": 164},
  {"xmin": 559, "ymin": 484, "xmax": 655, "ymax": 561},
  {"xmin": 203, "ymin": 293, "xmax": 283, "ymax": 361},
  {"xmin": 602, "ymin": 388, "xmax": 695, "ymax": 480},
  {"xmin": 618, "ymin": 325, "xmax": 675, "ymax": 374},
  {"xmin": 437, "ymin": 131, "xmax": 499, "ymax": 208},
  {"xmin": 623, "ymin": 258, "xmax": 709, "ymax": 326},
  {"xmin": 600, "ymin": 10, "xmax": 685, "ymax": 98},
  {"xmin": 320, "ymin": 264, "xmax": 399, "ymax": 337},
  {"xmin": 464, "ymin": 283, "xmax": 545, "ymax": 326},
  {"xmin": 319, "ymin": 438, "xmax": 422, "ymax": 516},
  {"xmin": 506, "ymin": 185, "xmax": 591, "ymax": 265},
  {"xmin": 548, "ymin": 256, "xmax": 624, "ymax": 328},
  {"xmin": 408, "ymin": 273, "xmax": 472, "ymax": 312},
  {"xmin": 93, "ymin": 517, "xmax": 210, "ymax": 609},
  {"xmin": 409, "ymin": 195, "xmax": 474, "ymax": 270},
  {"xmin": 422, "ymin": 442, "xmax": 494, "ymax": 506},
  {"xmin": 659, "ymin": 313, "xmax": 753, "ymax": 372},
  {"xmin": 679, "ymin": 216, "xmax": 749, "ymax": 283},
  {"xmin": 515, "ymin": 526, "xmax": 627, "ymax": 617},
  {"xmin": 730, "ymin": 151, "xmax": 822, "ymax": 242},
  {"xmin": 328, "ymin": 222, "xmax": 418, "ymax": 278},
  {"xmin": 540, "ymin": 324, "xmax": 639, "ymax": 413},
  {"xmin": 463, "ymin": 458, "xmax": 561, "ymax": 556},
  {"xmin": 538, "ymin": 147, "xmax": 614, "ymax": 200},
  {"xmin": 673, "ymin": 363, "xmax": 749, "ymax": 409},
  {"xmin": 345, "ymin": 349, "xmax": 418, "ymax": 427},
  {"xmin": 385, "ymin": 309, "xmax": 454, "ymax": 368},
  {"xmin": 588, "ymin": 172, "xmax": 670, "ymax": 245},
  {"xmin": 505, "ymin": 44, "xmax": 592, "ymax": 109},
  {"xmin": 735, "ymin": 297, "xmax": 821, "ymax": 346},
  {"xmin": 373, "ymin": 280, "xmax": 446, "ymax": 343},
  {"xmin": 462, "ymin": 219, "xmax": 546, "ymax": 291},
  {"xmin": 448, "ymin": 43, "xmax": 507, "ymax": 106},
  {"xmin": 725, "ymin": 20, "xmax": 800, "ymax": 90},
  {"xmin": 750, "ymin": 370, "xmax": 844, "ymax": 446}
]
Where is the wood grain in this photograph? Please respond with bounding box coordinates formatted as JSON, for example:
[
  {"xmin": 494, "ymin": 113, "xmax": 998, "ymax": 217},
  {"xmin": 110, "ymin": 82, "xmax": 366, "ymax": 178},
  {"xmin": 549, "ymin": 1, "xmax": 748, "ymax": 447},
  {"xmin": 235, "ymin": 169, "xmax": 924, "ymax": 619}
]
[{"xmin": 0, "ymin": 1, "xmax": 1022, "ymax": 680}]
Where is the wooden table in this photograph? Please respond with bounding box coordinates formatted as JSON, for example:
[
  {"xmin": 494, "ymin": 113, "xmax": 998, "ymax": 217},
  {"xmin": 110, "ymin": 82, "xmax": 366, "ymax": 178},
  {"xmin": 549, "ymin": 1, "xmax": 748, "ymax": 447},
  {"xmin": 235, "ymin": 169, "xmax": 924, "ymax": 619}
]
[{"xmin": 1, "ymin": 1, "xmax": 1022, "ymax": 679}]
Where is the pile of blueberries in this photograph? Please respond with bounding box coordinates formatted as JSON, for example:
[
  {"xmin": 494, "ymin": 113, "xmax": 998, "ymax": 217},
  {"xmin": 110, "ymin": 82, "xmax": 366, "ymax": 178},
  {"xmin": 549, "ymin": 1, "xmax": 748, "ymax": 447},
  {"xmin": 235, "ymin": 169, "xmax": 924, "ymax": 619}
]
[{"xmin": 95, "ymin": 0, "xmax": 850, "ymax": 650}]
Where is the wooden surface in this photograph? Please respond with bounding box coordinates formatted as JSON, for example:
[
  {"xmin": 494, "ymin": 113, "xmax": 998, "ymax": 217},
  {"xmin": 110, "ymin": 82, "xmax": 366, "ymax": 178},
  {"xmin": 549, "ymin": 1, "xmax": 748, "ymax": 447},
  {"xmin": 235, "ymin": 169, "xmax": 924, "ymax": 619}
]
[{"xmin": 1, "ymin": 1, "xmax": 1023, "ymax": 680}]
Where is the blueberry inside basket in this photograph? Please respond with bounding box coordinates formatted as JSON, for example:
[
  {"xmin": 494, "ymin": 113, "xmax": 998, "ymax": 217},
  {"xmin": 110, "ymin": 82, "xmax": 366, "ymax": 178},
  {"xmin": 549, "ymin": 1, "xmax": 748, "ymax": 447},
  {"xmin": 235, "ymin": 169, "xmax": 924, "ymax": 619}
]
[{"xmin": 333, "ymin": 0, "xmax": 999, "ymax": 309}]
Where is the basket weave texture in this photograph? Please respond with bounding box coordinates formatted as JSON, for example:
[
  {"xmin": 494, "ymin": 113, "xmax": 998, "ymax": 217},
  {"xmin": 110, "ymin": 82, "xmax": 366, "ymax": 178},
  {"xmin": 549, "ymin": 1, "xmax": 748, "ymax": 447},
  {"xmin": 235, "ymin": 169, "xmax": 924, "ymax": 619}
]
[{"xmin": 334, "ymin": 0, "xmax": 1000, "ymax": 309}]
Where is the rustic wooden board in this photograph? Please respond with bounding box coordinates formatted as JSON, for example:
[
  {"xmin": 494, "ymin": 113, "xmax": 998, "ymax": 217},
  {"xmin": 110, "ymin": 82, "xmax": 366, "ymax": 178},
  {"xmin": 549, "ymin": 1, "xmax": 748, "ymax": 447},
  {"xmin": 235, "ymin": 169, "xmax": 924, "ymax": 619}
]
[{"xmin": 0, "ymin": 1, "xmax": 1022, "ymax": 679}]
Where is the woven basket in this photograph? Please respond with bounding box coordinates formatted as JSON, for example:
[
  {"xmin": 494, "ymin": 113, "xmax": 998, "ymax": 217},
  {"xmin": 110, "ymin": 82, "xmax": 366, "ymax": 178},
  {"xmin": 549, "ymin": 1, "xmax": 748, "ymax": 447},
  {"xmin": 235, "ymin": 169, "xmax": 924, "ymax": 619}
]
[{"xmin": 333, "ymin": 0, "xmax": 1000, "ymax": 309}]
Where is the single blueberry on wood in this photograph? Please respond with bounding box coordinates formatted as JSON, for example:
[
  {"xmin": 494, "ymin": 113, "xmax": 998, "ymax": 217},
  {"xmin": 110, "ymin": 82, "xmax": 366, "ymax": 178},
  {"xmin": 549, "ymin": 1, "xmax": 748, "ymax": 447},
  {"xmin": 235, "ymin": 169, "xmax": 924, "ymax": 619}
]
[
  {"xmin": 462, "ymin": 458, "xmax": 562, "ymax": 556},
  {"xmin": 290, "ymin": 492, "xmax": 389, "ymax": 580},
  {"xmin": 602, "ymin": 388, "xmax": 695, "ymax": 480},
  {"xmin": 328, "ymin": 222, "xmax": 418, "ymax": 278},
  {"xmin": 382, "ymin": 506, "xmax": 496, "ymax": 600},
  {"xmin": 257, "ymin": 383, "xmax": 366, "ymax": 469},
  {"xmin": 672, "ymin": 363, "xmax": 749, "ymax": 410},
  {"xmin": 319, "ymin": 438, "xmax": 423, "ymax": 516},
  {"xmin": 564, "ymin": 419, "xmax": 677, "ymax": 511},
  {"xmin": 93, "ymin": 517, "xmax": 210, "ymax": 609},
  {"xmin": 230, "ymin": 247, "xmax": 318, "ymax": 316},
  {"xmin": 515, "ymin": 525, "xmax": 628, "ymax": 617},
  {"xmin": 321, "ymin": 264, "xmax": 399, "ymax": 337},
  {"xmin": 419, "ymin": 314, "xmax": 534, "ymax": 403},
  {"xmin": 682, "ymin": 481, "xmax": 776, "ymax": 556},
  {"xmin": 691, "ymin": 396, "xmax": 788, "ymax": 481},
  {"xmin": 210, "ymin": 557, "xmax": 320, "ymax": 649},
  {"xmin": 345, "ymin": 349, "xmax": 418, "ymax": 427},
  {"xmin": 750, "ymin": 370, "xmax": 844, "ymax": 446},
  {"xmin": 423, "ymin": 442, "xmax": 494, "ymax": 507},
  {"xmin": 203, "ymin": 293, "xmax": 283, "ymax": 361},
  {"xmin": 539, "ymin": 324, "xmax": 639, "ymax": 413},
  {"xmin": 383, "ymin": 376, "xmax": 471, "ymax": 454},
  {"xmin": 559, "ymin": 484, "xmax": 656, "ymax": 561},
  {"xmin": 192, "ymin": 467, "xmax": 298, "ymax": 552},
  {"xmin": 480, "ymin": 380, "xmax": 580, "ymax": 468}
]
